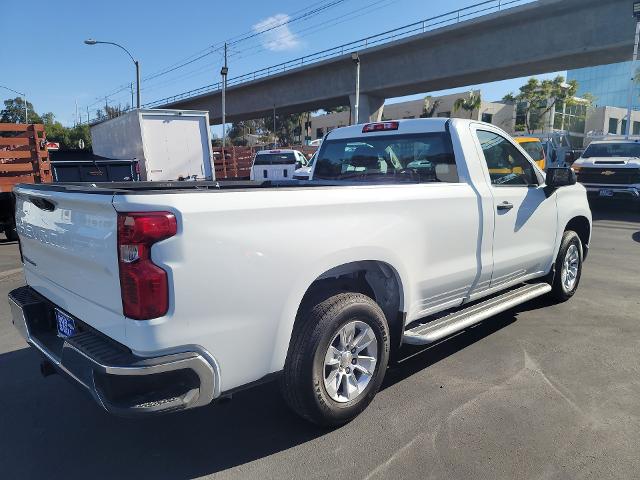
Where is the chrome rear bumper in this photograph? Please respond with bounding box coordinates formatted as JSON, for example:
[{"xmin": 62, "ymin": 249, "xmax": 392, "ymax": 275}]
[{"xmin": 9, "ymin": 285, "xmax": 219, "ymax": 416}]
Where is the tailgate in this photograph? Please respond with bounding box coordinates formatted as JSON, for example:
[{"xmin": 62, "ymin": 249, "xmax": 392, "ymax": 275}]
[
  {"xmin": 14, "ymin": 186, "xmax": 124, "ymax": 332},
  {"xmin": 254, "ymin": 164, "xmax": 296, "ymax": 180}
]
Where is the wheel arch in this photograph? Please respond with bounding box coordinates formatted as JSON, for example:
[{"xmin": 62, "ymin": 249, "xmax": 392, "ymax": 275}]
[
  {"xmin": 270, "ymin": 257, "xmax": 408, "ymax": 372},
  {"xmin": 564, "ymin": 215, "xmax": 591, "ymax": 258}
]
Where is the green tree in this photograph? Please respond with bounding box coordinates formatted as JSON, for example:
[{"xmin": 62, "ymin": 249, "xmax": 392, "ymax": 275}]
[
  {"xmin": 453, "ymin": 91, "xmax": 482, "ymax": 119},
  {"xmin": 324, "ymin": 105, "xmax": 349, "ymax": 114},
  {"xmin": 0, "ymin": 97, "xmax": 42, "ymax": 124},
  {"xmin": 420, "ymin": 96, "xmax": 441, "ymax": 118},
  {"xmin": 261, "ymin": 112, "xmax": 307, "ymax": 146},
  {"xmin": 227, "ymin": 119, "xmax": 266, "ymax": 146},
  {"xmin": 95, "ymin": 104, "xmax": 129, "ymax": 121},
  {"xmin": 502, "ymin": 76, "xmax": 590, "ymax": 134}
]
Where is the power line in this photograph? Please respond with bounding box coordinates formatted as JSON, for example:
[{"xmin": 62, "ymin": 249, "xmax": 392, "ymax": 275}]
[
  {"xmin": 129, "ymin": 0, "xmax": 396, "ymax": 101},
  {"xmin": 83, "ymin": 0, "xmax": 353, "ymax": 110},
  {"xmin": 143, "ymin": 0, "xmax": 528, "ymax": 109}
]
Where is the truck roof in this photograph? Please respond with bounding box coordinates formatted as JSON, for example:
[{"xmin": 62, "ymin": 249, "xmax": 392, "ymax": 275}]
[
  {"xmin": 256, "ymin": 149, "xmax": 301, "ymax": 155},
  {"xmin": 325, "ymin": 117, "xmax": 456, "ymax": 140}
]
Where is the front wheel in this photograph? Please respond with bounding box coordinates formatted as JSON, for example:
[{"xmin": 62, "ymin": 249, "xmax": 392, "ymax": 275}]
[
  {"xmin": 281, "ymin": 292, "xmax": 390, "ymax": 426},
  {"xmin": 550, "ymin": 230, "xmax": 583, "ymax": 302}
]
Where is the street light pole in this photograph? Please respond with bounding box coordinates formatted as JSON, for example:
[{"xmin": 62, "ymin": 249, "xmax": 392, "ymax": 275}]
[
  {"xmin": 625, "ymin": 3, "xmax": 640, "ymax": 138},
  {"xmin": 0, "ymin": 85, "xmax": 27, "ymax": 123},
  {"xmin": 221, "ymin": 43, "xmax": 229, "ymax": 152},
  {"xmin": 84, "ymin": 39, "xmax": 141, "ymax": 109},
  {"xmin": 351, "ymin": 52, "xmax": 360, "ymax": 125}
]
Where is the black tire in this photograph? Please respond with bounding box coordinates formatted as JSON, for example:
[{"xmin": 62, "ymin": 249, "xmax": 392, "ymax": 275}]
[
  {"xmin": 550, "ymin": 230, "xmax": 583, "ymax": 302},
  {"xmin": 281, "ymin": 292, "xmax": 390, "ymax": 427},
  {"xmin": 4, "ymin": 227, "xmax": 17, "ymax": 242}
]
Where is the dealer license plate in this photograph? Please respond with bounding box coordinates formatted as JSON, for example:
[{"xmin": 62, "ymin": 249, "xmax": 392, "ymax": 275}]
[{"xmin": 55, "ymin": 309, "xmax": 77, "ymax": 338}]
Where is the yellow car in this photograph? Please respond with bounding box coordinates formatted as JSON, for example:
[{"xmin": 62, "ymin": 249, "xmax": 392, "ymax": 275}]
[{"xmin": 515, "ymin": 137, "xmax": 546, "ymax": 170}]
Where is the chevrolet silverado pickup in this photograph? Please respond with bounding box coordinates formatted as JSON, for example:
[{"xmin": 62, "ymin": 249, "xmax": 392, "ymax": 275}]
[
  {"xmin": 572, "ymin": 139, "xmax": 640, "ymax": 204},
  {"xmin": 9, "ymin": 118, "xmax": 592, "ymax": 426}
]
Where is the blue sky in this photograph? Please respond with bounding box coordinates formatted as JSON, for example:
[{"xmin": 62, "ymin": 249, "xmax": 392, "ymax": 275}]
[{"xmin": 1, "ymin": 0, "xmax": 562, "ymax": 126}]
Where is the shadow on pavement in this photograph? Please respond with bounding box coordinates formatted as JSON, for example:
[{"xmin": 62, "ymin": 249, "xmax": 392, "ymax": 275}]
[
  {"xmin": 590, "ymin": 201, "xmax": 640, "ymax": 222},
  {"xmin": 0, "ymin": 298, "xmax": 549, "ymax": 479}
]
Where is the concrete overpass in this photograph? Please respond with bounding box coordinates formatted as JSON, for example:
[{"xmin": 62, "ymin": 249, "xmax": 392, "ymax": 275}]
[{"xmin": 152, "ymin": 0, "xmax": 635, "ymax": 124}]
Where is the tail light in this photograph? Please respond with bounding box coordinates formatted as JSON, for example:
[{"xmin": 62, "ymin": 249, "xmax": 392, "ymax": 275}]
[{"xmin": 117, "ymin": 212, "xmax": 177, "ymax": 320}]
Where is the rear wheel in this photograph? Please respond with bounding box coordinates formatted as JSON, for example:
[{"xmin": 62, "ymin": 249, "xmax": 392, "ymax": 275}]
[
  {"xmin": 550, "ymin": 230, "xmax": 583, "ymax": 302},
  {"xmin": 281, "ymin": 292, "xmax": 389, "ymax": 426}
]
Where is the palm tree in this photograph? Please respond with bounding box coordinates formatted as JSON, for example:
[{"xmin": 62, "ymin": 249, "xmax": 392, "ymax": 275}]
[
  {"xmin": 420, "ymin": 96, "xmax": 441, "ymax": 118},
  {"xmin": 453, "ymin": 91, "xmax": 482, "ymax": 119}
]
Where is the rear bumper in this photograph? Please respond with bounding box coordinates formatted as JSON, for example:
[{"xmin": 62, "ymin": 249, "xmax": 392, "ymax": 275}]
[{"xmin": 8, "ymin": 286, "xmax": 219, "ymax": 416}]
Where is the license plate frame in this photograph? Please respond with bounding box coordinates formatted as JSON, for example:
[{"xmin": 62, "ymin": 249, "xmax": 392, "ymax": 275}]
[
  {"xmin": 55, "ymin": 309, "xmax": 78, "ymax": 338},
  {"xmin": 599, "ymin": 189, "xmax": 614, "ymax": 197}
]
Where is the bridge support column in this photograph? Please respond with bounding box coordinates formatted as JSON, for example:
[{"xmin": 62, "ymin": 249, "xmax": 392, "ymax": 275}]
[{"xmin": 350, "ymin": 94, "xmax": 384, "ymax": 124}]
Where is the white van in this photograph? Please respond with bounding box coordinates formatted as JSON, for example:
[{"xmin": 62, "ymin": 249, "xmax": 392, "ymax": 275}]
[{"xmin": 250, "ymin": 149, "xmax": 308, "ymax": 181}]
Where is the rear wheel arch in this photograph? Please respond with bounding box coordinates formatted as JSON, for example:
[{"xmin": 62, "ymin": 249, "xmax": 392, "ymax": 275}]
[{"xmin": 289, "ymin": 260, "xmax": 405, "ymax": 360}]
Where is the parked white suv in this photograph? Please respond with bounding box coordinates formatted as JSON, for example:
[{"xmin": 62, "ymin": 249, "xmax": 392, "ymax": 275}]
[{"xmin": 9, "ymin": 118, "xmax": 591, "ymax": 425}]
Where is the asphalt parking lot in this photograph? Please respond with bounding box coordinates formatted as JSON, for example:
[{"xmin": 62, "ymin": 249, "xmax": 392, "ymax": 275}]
[{"xmin": 0, "ymin": 204, "xmax": 638, "ymax": 480}]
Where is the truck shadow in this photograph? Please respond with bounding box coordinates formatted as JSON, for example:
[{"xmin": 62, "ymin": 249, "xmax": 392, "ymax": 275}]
[
  {"xmin": 0, "ymin": 301, "xmax": 546, "ymax": 479},
  {"xmin": 590, "ymin": 202, "xmax": 640, "ymax": 222}
]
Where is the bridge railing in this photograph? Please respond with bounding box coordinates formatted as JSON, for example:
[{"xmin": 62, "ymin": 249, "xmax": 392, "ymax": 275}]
[{"xmin": 144, "ymin": 0, "xmax": 533, "ymax": 109}]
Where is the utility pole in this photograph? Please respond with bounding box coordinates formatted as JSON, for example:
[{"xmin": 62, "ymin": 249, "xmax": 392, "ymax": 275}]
[
  {"xmin": 273, "ymin": 105, "xmax": 277, "ymax": 148},
  {"xmin": 625, "ymin": 2, "xmax": 640, "ymax": 138},
  {"xmin": 135, "ymin": 61, "xmax": 141, "ymax": 109},
  {"xmin": 130, "ymin": 83, "xmax": 134, "ymax": 110},
  {"xmin": 87, "ymin": 106, "xmax": 90, "ymax": 124},
  {"xmin": 220, "ymin": 43, "xmax": 229, "ymax": 152},
  {"xmin": 75, "ymin": 99, "xmax": 79, "ymax": 126},
  {"xmin": 351, "ymin": 52, "xmax": 361, "ymax": 125},
  {"xmin": 24, "ymin": 95, "xmax": 28, "ymax": 124}
]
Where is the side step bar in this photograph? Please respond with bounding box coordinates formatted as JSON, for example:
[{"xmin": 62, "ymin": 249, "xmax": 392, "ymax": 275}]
[{"xmin": 403, "ymin": 283, "xmax": 551, "ymax": 345}]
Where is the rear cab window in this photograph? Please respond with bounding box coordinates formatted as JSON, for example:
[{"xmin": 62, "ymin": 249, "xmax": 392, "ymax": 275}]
[
  {"xmin": 254, "ymin": 152, "xmax": 297, "ymax": 165},
  {"xmin": 313, "ymin": 132, "xmax": 458, "ymax": 183}
]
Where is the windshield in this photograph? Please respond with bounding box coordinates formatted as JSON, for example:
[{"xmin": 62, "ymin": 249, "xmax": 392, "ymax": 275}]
[
  {"xmin": 313, "ymin": 132, "xmax": 458, "ymax": 183},
  {"xmin": 582, "ymin": 143, "xmax": 640, "ymax": 158},
  {"xmin": 519, "ymin": 141, "xmax": 545, "ymax": 161},
  {"xmin": 254, "ymin": 152, "xmax": 297, "ymax": 165}
]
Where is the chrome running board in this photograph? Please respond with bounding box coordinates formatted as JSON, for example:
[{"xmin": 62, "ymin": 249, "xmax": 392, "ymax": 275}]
[{"xmin": 403, "ymin": 283, "xmax": 551, "ymax": 345}]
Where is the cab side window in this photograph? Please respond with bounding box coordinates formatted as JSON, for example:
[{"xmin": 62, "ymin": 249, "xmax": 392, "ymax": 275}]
[{"xmin": 476, "ymin": 130, "xmax": 538, "ymax": 186}]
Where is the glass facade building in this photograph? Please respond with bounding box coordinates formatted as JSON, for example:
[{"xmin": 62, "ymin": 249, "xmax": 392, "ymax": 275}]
[
  {"xmin": 567, "ymin": 62, "xmax": 640, "ymax": 110},
  {"xmin": 567, "ymin": 61, "xmax": 639, "ymax": 110}
]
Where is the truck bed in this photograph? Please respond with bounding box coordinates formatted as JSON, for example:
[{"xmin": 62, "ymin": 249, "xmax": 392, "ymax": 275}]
[{"xmin": 16, "ymin": 177, "xmax": 419, "ymax": 195}]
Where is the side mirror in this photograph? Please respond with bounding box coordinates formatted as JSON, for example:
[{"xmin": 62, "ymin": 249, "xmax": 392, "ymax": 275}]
[
  {"xmin": 546, "ymin": 167, "xmax": 577, "ymax": 188},
  {"xmin": 564, "ymin": 151, "xmax": 576, "ymax": 164},
  {"xmin": 295, "ymin": 161, "xmax": 303, "ymax": 169}
]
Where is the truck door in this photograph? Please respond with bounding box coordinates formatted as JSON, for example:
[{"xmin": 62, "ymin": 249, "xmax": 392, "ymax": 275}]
[{"xmin": 473, "ymin": 128, "xmax": 557, "ymax": 288}]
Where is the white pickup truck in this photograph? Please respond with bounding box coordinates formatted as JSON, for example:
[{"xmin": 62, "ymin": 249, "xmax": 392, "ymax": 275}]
[
  {"xmin": 571, "ymin": 139, "xmax": 640, "ymax": 204},
  {"xmin": 9, "ymin": 118, "xmax": 591, "ymax": 426}
]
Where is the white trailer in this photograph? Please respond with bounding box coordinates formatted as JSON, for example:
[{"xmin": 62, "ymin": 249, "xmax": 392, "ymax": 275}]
[{"xmin": 90, "ymin": 109, "xmax": 214, "ymax": 181}]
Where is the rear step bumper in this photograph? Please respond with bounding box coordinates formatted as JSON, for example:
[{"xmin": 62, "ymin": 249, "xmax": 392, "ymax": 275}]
[{"xmin": 8, "ymin": 286, "xmax": 219, "ymax": 417}]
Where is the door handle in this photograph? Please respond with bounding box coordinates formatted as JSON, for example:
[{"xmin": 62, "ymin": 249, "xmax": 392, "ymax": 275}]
[{"xmin": 497, "ymin": 201, "xmax": 513, "ymax": 211}]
